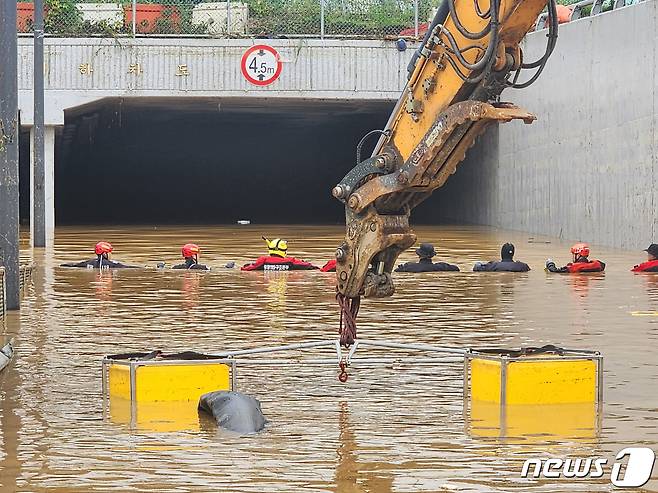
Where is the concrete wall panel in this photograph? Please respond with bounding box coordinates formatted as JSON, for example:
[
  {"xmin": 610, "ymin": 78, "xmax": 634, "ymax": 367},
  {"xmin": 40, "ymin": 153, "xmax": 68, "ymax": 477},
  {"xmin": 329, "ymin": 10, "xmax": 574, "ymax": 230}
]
[
  {"xmin": 436, "ymin": 1, "xmax": 658, "ymax": 250},
  {"xmin": 18, "ymin": 38, "xmax": 414, "ymax": 124}
]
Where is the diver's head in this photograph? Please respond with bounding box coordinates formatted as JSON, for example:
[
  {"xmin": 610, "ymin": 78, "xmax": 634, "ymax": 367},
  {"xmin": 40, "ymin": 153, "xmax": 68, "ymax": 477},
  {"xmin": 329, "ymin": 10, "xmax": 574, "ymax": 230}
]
[
  {"xmin": 182, "ymin": 243, "xmax": 200, "ymax": 263},
  {"xmin": 263, "ymin": 237, "xmax": 288, "ymax": 258},
  {"xmin": 95, "ymin": 241, "xmax": 113, "ymax": 260},
  {"xmin": 645, "ymin": 243, "xmax": 658, "ymax": 261},
  {"xmin": 501, "ymin": 242, "xmax": 515, "ymax": 261},
  {"xmin": 415, "ymin": 243, "xmax": 436, "ymax": 260},
  {"xmin": 570, "ymin": 242, "xmax": 590, "ymax": 262}
]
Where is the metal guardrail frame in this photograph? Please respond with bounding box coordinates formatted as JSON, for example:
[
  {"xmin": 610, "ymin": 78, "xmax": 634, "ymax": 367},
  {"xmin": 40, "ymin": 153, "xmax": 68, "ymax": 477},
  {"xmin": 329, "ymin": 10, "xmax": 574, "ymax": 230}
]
[
  {"xmin": 462, "ymin": 348, "xmax": 604, "ymax": 438},
  {"xmin": 101, "ymin": 340, "xmax": 604, "ymax": 435},
  {"xmin": 462, "ymin": 348, "xmax": 604, "ymax": 406},
  {"xmin": 19, "ymin": 264, "xmax": 34, "ymax": 292},
  {"xmin": 0, "ymin": 264, "xmax": 34, "ymax": 322},
  {"xmin": 100, "ymin": 337, "xmax": 467, "ymax": 422},
  {"xmin": 0, "ymin": 267, "xmax": 5, "ymax": 324}
]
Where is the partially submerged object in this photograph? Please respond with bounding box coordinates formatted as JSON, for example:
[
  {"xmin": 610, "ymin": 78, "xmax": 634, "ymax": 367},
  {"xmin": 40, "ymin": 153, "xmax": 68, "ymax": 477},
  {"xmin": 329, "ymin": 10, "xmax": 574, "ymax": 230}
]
[
  {"xmin": 199, "ymin": 391, "xmax": 267, "ymax": 434},
  {"xmin": 0, "ymin": 341, "xmax": 13, "ymax": 373}
]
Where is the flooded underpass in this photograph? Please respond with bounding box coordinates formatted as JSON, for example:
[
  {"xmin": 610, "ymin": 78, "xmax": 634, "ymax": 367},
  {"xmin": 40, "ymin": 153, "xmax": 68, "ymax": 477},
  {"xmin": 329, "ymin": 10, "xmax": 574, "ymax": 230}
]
[
  {"xmin": 1, "ymin": 224, "xmax": 657, "ymax": 491},
  {"xmin": 53, "ymin": 98, "xmax": 394, "ymax": 225}
]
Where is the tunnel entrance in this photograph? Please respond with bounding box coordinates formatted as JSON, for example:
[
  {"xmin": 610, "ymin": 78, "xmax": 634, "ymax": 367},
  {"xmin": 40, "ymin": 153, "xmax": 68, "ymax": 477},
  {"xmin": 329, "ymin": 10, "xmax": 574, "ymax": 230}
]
[{"xmin": 57, "ymin": 97, "xmax": 395, "ymax": 225}]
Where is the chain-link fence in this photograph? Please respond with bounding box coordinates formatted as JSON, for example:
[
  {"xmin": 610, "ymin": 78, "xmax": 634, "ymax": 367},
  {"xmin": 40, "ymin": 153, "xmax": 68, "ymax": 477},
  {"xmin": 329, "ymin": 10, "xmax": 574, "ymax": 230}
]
[
  {"xmin": 16, "ymin": 0, "xmax": 637, "ymax": 38},
  {"xmin": 16, "ymin": 0, "xmax": 442, "ymax": 38}
]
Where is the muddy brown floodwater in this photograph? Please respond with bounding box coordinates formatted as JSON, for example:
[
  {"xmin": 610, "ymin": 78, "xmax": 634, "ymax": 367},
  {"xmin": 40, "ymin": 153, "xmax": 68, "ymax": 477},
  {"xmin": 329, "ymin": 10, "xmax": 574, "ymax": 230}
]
[{"xmin": 1, "ymin": 225, "xmax": 657, "ymax": 492}]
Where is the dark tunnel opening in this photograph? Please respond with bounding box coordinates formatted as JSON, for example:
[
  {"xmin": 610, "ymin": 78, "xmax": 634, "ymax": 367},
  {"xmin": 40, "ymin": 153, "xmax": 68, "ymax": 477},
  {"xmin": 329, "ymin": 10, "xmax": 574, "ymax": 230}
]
[
  {"xmin": 56, "ymin": 97, "xmax": 465, "ymax": 225},
  {"xmin": 57, "ymin": 97, "xmax": 399, "ymax": 225}
]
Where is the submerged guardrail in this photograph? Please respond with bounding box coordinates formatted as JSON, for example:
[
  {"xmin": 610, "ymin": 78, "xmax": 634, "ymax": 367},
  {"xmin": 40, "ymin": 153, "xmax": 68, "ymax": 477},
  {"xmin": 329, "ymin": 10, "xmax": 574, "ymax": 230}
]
[
  {"xmin": 102, "ymin": 339, "xmax": 603, "ymax": 434},
  {"xmin": 19, "ymin": 264, "xmax": 34, "ymax": 293},
  {"xmin": 0, "ymin": 267, "xmax": 5, "ymax": 324},
  {"xmin": 0, "ymin": 264, "xmax": 35, "ymax": 323}
]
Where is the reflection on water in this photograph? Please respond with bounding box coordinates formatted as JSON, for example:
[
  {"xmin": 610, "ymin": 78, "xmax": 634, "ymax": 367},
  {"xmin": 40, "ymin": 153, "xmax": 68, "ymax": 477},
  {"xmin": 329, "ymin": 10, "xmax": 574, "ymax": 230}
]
[
  {"xmin": 1, "ymin": 225, "xmax": 658, "ymax": 492},
  {"xmin": 468, "ymin": 402, "xmax": 598, "ymax": 442}
]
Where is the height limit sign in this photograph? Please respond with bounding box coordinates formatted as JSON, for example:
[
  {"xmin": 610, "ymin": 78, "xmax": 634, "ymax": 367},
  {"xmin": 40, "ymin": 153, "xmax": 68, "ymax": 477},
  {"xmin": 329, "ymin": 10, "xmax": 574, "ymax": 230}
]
[{"xmin": 241, "ymin": 45, "xmax": 282, "ymax": 86}]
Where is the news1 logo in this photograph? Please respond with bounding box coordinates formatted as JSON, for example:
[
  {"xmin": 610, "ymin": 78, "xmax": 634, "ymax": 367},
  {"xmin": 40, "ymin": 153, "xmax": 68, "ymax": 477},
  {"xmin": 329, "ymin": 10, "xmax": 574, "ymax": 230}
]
[{"xmin": 521, "ymin": 448, "xmax": 656, "ymax": 488}]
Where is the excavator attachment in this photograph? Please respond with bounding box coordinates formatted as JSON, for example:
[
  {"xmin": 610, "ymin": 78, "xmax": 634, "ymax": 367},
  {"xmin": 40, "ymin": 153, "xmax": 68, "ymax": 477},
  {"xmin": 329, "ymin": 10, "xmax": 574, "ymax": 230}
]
[
  {"xmin": 332, "ymin": 0, "xmax": 558, "ymax": 344},
  {"xmin": 334, "ymin": 101, "xmax": 535, "ymax": 299}
]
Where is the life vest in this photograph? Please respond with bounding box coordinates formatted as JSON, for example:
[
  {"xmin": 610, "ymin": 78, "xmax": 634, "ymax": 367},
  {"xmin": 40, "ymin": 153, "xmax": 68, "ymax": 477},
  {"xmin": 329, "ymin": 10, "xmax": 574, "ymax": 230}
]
[
  {"xmin": 566, "ymin": 259, "xmax": 605, "ymax": 273},
  {"xmin": 632, "ymin": 259, "xmax": 658, "ymax": 272},
  {"xmin": 241, "ymin": 256, "xmax": 318, "ymax": 271},
  {"xmin": 320, "ymin": 260, "xmax": 337, "ymax": 272}
]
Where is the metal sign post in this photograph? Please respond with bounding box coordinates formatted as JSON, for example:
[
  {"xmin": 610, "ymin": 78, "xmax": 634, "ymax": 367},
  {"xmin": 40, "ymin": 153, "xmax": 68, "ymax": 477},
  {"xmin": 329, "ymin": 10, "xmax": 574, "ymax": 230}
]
[
  {"xmin": 0, "ymin": 0, "xmax": 21, "ymax": 310},
  {"xmin": 33, "ymin": 0, "xmax": 46, "ymax": 248}
]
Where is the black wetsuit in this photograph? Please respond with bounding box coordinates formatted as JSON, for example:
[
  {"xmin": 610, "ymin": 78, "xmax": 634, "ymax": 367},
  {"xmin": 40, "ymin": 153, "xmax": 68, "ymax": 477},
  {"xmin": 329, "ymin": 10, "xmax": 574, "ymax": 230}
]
[
  {"xmin": 395, "ymin": 258, "xmax": 460, "ymax": 272},
  {"xmin": 61, "ymin": 256, "xmax": 137, "ymax": 269},
  {"xmin": 473, "ymin": 259, "xmax": 530, "ymax": 272},
  {"xmin": 172, "ymin": 258, "xmax": 210, "ymax": 270}
]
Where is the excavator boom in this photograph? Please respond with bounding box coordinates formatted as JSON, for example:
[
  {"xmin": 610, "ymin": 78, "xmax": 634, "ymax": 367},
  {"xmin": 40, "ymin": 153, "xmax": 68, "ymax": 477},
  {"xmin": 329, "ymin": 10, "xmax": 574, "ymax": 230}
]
[{"xmin": 332, "ymin": 0, "xmax": 558, "ymax": 344}]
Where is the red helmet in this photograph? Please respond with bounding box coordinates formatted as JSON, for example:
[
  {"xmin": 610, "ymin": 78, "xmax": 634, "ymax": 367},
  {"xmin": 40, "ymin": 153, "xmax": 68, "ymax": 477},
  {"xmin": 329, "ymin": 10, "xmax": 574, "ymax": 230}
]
[
  {"xmin": 95, "ymin": 241, "xmax": 113, "ymax": 255},
  {"xmin": 570, "ymin": 242, "xmax": 590, "ymax": 258},
  {"xmin": 182, "ymin": 243, "xmax": 200, "ymax": 258}
]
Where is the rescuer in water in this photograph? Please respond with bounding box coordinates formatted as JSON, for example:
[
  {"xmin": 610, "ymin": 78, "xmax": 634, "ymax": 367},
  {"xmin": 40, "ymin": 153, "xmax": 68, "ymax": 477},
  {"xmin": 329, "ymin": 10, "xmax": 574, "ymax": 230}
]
[
  {"xmin": 172, "ymin": 243, "xmax": 210, "ymax": 270},
  {"xmin": 241, "ymin": 237, "xmax": 319, "ymax": 271},
  {"xmin": 395, "ymin": 243, "xmax": 460, "ymax": 272},
  {"xmin": 473, "ymin": 243, "xmax": 530, "ymax": 272},
  {"xmin": 61, "ymin": 242, "xmax": 137, "ymax": 269},
  {"xmin": 545, "ymin": 242, "xmax": 606, "ymax": 273},
  {"xmin": 632, "ymin": 243, "xmax": 658, "ymax": 272},
  {"xmin": 320, "ymin": 259, "xmax": 337, "ymax": 272}
]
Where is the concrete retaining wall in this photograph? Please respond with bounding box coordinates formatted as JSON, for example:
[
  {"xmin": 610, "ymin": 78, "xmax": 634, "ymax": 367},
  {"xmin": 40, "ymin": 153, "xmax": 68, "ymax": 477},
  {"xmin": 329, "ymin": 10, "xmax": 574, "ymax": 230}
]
[
  {"xmin": 18, "ymin": 38, "xmax": 414, "ymax": 124},
  {"xmin": 434, "ymin": 0, "xmax": 657, "ymax": 250}
]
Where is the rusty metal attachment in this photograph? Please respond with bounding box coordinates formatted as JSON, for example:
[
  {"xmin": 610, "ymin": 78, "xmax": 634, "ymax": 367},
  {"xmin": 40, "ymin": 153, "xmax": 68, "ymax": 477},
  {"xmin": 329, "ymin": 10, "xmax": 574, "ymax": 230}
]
[
  {"xmin": 338, "ymin": 359, "xmax": 349, "ymax": 382},
  {"xmin": 334, "ymin": 101, "xmax": 536, "ymax": 301}
]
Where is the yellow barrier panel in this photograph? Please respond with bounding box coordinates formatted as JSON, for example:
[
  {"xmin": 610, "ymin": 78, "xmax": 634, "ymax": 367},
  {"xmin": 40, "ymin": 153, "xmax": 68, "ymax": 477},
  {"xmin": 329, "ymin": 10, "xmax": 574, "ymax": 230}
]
[
  {"xmin": 102, "ymin": 356, "xmax": 234, "ymax": 432},
  {"xmin": 107, "ymin": 360, "xmax": 231, "ymax": 402},
  {"xmin": 470, "ymin": 357, "xmax": 597, "ymax": 405},
  {"xmin": 464, "ymin": 349, "xmax": 602, "ymax": 440},
  {"xmin": 466, "ymin": 350, "xmax": 602, "ymax": 406}
]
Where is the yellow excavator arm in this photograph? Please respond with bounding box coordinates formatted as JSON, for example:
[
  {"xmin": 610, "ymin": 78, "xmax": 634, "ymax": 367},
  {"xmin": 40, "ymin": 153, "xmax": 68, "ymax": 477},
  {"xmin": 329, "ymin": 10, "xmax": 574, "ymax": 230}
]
[{"xmin": 332, "ymin": 0, "xmax": 558, "ymax": 344}]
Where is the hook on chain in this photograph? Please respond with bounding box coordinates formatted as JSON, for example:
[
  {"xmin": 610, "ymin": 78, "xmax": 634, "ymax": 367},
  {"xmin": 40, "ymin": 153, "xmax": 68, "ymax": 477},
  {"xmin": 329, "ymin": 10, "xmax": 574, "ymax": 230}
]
[{"xmin": 338, "ymin": 359, "xmax": 349, "ymax": 383}]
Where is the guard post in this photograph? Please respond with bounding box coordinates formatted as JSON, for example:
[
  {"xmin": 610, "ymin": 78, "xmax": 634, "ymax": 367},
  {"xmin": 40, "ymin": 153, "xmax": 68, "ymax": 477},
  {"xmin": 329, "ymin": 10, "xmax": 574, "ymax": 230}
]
[{"xmin": 0, "ymin": 0, "xmax": 21, "ymax": 310}]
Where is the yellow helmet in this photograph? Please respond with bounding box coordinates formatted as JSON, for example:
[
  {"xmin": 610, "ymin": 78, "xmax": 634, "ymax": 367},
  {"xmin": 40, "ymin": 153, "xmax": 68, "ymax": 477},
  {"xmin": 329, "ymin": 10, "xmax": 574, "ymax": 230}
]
[{"xmin": 263, "ymin": 237, "xmax": 288, "ymax": 257}]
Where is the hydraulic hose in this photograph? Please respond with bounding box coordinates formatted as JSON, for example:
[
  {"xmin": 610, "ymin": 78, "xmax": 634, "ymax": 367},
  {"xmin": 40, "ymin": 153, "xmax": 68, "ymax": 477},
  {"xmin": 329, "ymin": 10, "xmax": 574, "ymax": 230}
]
[
  {"xmin": 356, "ymin": 129, "xmax": 390, "ymax": 164},
  {"xmin": 439, "ymin": 17, "xmax": 498, "ymax": 72},
  {"xmin": 448, "ymin": 0, "xmax": 494, "ymax": 40},
  {"xmin": 474, "ymin": 0, "xmax": 491, "ymax": 19},
  {"xmin": 506, "ymin": 0, "xmax": 558, "ymax": 88},
  {"xmin": 441, "ymin": 0, "xmax": 501, "ymax": 84},
  {"xmin": 407, "ymin": 0, "xmax": 450, "ymax": 78}
]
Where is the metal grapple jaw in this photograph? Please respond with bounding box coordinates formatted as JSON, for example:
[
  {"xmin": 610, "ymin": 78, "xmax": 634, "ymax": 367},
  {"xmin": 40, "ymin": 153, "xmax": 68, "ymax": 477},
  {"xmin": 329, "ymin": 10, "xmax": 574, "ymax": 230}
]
[
  {"xmin": 335, "ymin": 208, "xmax": 416, "ymax": 299},
  {"xmin": 333, "ymin": 101, "xmax": 536, "ymax": 300}
]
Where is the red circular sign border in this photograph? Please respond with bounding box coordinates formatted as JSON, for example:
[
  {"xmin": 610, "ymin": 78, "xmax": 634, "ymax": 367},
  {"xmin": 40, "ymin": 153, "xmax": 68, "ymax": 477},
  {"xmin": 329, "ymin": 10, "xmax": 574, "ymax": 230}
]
[{"xmin": 240, "ymin": 45, "xmax": 283, "ymax": 86}]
